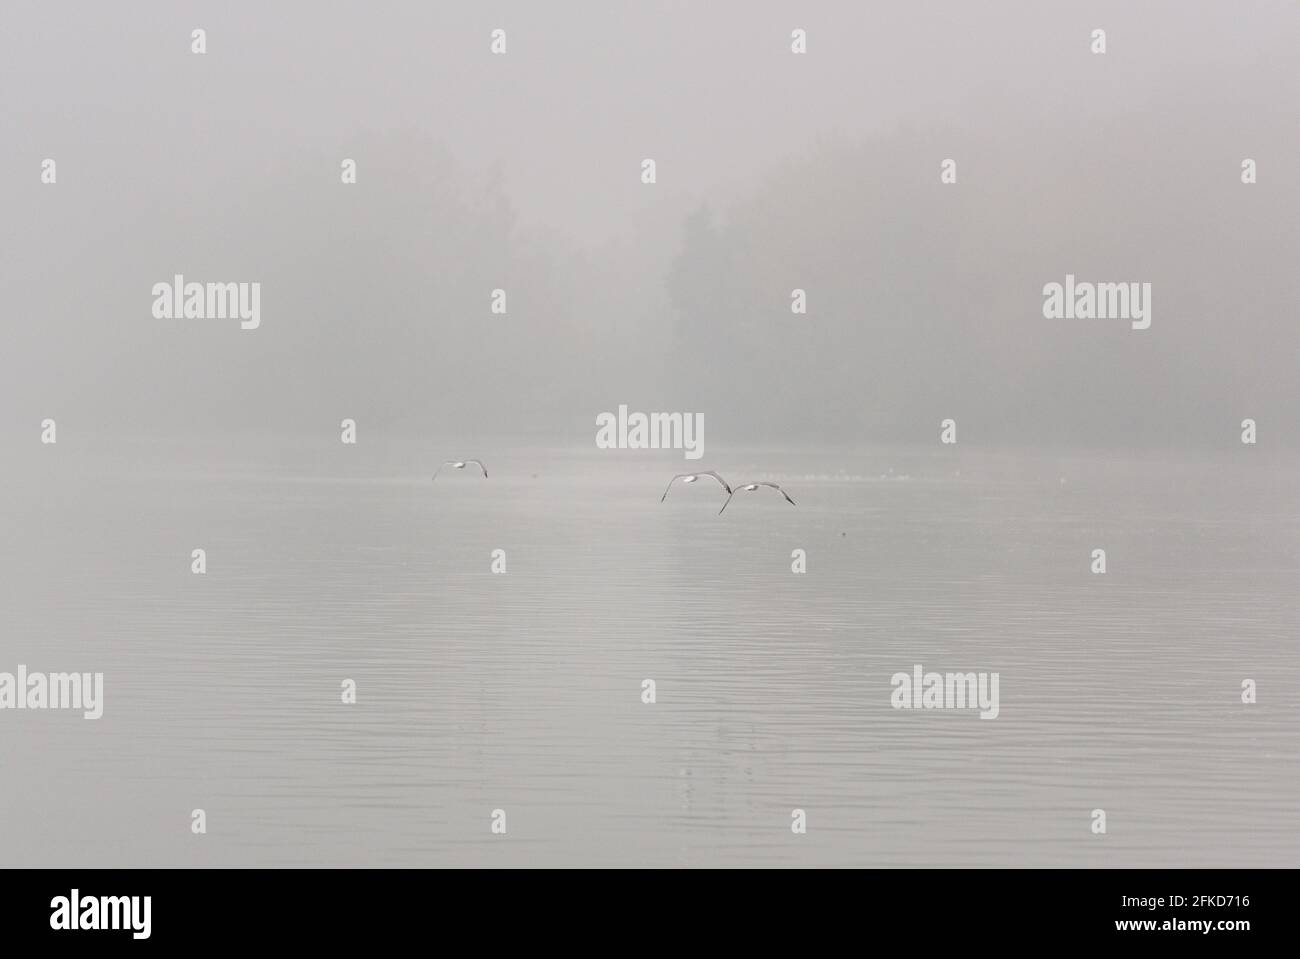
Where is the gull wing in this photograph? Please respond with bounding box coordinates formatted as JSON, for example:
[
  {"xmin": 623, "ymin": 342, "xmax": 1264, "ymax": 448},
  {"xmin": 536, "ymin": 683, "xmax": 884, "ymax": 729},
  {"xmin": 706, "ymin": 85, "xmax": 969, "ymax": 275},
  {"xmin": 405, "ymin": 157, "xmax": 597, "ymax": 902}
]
[
  {"xmin": 662, "ymin": 471, "xmax": 731, "ymax": 502},
  {"xmin": 464, "ymin": 459, "xmax": 489, "ymax": 477},
  {"xmin": 660, "ymin": 467, "xmax": 733, "ymax": 501},
  {"xmin": 697, "ymin": 470, "xmax": 732, "ymax": 494},
  {"xmin": 717, "ymin": 490, "xmax": 737, "ymax": 514},
  {"xmin": 660, "ymin": 473, "xmax": 693, "ymax": 502},
  {"xmin": 432, "ymin": 461, "xmax": 460, "ymax": 481},
  {"xmin": 756, "ymin": 482, "xmax": 796, "ymax": 506}
]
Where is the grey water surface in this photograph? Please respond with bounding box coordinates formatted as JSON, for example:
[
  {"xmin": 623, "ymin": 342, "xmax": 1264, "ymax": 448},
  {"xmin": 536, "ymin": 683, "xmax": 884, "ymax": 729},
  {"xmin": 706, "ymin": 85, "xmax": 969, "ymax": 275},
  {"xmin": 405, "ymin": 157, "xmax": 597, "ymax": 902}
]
[{"xmin": 2, "ymin": 440, "xmax": 1295, "ymax": 867}]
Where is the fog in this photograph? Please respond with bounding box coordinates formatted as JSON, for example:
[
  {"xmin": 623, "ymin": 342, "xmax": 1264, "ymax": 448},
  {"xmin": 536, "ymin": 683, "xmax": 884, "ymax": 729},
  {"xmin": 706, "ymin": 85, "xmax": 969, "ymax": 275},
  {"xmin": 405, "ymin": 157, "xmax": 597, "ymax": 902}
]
[{"xmin": 2, "ymin": 0, "xmax": 1296, "ymax": 448}]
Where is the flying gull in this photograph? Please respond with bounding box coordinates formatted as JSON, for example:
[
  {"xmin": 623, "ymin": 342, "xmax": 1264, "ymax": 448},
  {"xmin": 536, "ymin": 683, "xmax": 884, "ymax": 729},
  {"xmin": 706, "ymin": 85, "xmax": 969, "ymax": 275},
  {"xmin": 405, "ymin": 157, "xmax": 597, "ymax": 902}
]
[
  {"xmin": 660, "ymin": 471, "xmax": 732, "ymax": 502},
  {"xmin": 433, "ymin": 460, "xmax": 488, "ymax": 480},
  {"xmin": 718, "ymin": 482, "xmax": 796, "ymax": 514}
]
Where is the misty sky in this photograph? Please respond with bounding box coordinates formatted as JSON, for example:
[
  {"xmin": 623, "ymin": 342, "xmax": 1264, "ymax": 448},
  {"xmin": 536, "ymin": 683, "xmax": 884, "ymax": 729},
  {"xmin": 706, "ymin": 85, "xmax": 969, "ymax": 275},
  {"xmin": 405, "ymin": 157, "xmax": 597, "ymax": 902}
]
[{"xmin": 2, "ymin": 1, "xmax": 1297, "ymax": 448}]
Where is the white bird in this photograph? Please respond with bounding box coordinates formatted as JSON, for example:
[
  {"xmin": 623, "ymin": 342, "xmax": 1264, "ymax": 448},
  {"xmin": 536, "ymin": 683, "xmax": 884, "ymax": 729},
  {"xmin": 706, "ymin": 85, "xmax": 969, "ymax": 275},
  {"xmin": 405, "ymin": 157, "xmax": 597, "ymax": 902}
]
[
  {"xmin": 433, "ymin": 460, "xmax": 488, "ymax": 480},
  {"xmin": 719, "ymin": 482, "xmax": 796, "ymax": 514},
  {"xmin": 660, "ymin": 470, "xmax": 732, "ymax": 502}
]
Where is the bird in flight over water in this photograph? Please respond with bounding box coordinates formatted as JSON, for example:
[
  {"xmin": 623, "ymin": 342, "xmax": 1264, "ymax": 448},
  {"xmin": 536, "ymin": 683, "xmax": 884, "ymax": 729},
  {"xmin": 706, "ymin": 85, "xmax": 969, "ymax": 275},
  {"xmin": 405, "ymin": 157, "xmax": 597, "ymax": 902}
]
[
  {"xmin": 660, "ymin": 471, "xmax": 733, "ymax": 502},
  {"xmin": 719, "ymin": 482, "xmax": 796, "ymax": 514},
  {"xmin": 433, "ymin": 460, "xmax": 488, "ymax": 480}
]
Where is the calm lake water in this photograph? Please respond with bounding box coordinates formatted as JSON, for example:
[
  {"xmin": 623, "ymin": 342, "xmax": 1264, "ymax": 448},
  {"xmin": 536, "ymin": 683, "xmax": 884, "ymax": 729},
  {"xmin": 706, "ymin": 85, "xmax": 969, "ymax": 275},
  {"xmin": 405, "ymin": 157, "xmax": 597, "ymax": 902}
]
[{"xmin": 2, "ymin": 439, "xmax": 1297, "ymax": 866}]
